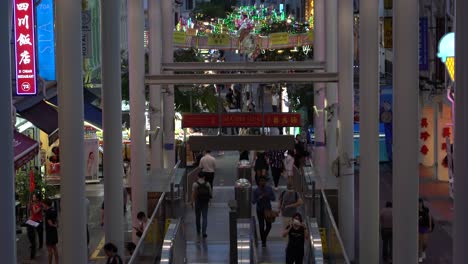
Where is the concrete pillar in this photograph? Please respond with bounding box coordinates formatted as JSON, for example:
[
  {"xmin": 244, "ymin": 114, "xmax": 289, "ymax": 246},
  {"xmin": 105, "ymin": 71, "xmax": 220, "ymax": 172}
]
[
  {"xmin": 359, "ymin": 0, "xmax": 380, "ymax": 262},
  {"xmin": 314, "ymin": 0, "xmax": 327, "ymax": 181},
  {"xmin": 0, "ymin": 0, "xmax": 16, "ymax": 262},
  {"xmin": 148, "ymin": 0, "xmax": 163, "ymax": 170},
  {"xmin": 337, "ymin": 0, "xmax": 355, "ymax": 260},
  {"xmin": 101, "ymin": 0, "xmax": 124, "ymax": 255},
  {"xmin": 325, "ymin": 0, "xmax": 338, "ymax": 189},
  {"xmin": 128, "ymin": 0, "xmax": 147, "ymax": 242},
  {"xmin": 162, "ymin": 0, "xmax": 175, "ymax": 168},
  {"xmin": 55, "ymin": 0, "xmax": 88, "ymax": 262},
  {"xmin": 454, "ymin": 1, "xmax": 468, "ymax": 262},
  {"xmin": 393, "ymin": 0, "xmax": 419, "ymax": 262}
]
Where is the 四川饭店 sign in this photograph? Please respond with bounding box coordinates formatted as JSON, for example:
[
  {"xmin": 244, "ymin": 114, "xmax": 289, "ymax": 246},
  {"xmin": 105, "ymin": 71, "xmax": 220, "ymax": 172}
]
[
  {"xmin": 182, "ymin": 113, "xmax": 301, "ymax": 128},
  {"xmin": 14, "ymin": 0, "xmax": 37, "ymax": 95}
]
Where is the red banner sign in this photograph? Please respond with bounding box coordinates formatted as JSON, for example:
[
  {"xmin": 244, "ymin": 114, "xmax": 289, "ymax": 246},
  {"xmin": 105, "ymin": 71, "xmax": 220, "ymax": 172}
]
[
  {"xmin": 182, "ymin": 113, "xmax": 301, "ymax": 128},
  {"xmin": 14, "ymin": 0, "xmax": 37, "ymax": 95}
]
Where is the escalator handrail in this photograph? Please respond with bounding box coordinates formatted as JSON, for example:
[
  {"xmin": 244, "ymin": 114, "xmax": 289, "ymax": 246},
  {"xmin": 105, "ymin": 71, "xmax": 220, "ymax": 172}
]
[
  {"xmin": 127, "ymin": 161, "xmax": 181, "ymax": 264},
  {"xmin": 306, "ymin": 158, "xmax": 351, "ymax": 264}
]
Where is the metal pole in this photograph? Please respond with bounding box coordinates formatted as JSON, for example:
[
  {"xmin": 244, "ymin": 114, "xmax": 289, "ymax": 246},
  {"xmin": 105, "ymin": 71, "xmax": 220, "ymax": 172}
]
[
  {"xmin": 325, "ymin": 0, "xmax": 339, "ymax": 189},
  {"xmin": 314, "ymin": 0, "xmax": 328, "ymax": 183},
  {"xmin": 337, "ymin": 0, "xmax": 355, "ymax": 260},
  {"xmin": 454, "ymin": 1, "xmax": 468, "ymax": 262},
  {"xmin": 0, "ymin": 1, "xmax": 16, "ymax": 262},
  {"xmin": 148, "ymin": 0, "xmax": 163, "ymax": 170},
  {"xmin": 162, "ymin": 0, "xmax": 175, "ymax": 168},
  {"xmin": 393, "ymin": 0, "xmax": 419, "ymax": 262},
  {"xmin": 56, "ymin": 0, "xmax": 87, "ymax": 262},
  {"xmin": 359, "ymin": 0, "xmax": 380, "ymax": 262},
  {"xmin": 101, "ymin": 0, "xmax": 124, "ymax": 254},
  {"xmin": 128, "ymin": 0, "xmax": 147, "ymax": 242}
]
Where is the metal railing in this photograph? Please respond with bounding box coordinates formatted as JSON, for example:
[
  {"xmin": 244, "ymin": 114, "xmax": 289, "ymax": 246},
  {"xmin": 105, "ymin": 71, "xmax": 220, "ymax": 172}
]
[
  {"xmin": 128, "ymin": 162, "xmax": 182, "ymax": 264},
  {"xmin": 160, "ymin": 218, "xmax": 186, "ymax": 264},
  {"xmin": 236, "ymin": 219, "xmax": 252, "ymax": 264},
  {"xmin": 304, "ymin": 159, "xmax": 351, "ymax": 264}
]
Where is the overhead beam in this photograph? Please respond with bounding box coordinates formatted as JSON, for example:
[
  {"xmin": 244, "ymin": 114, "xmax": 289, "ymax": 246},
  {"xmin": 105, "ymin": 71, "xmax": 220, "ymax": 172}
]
[
  {"xmin": 188, "ymin": 135, "xmax": 295, "ymax": 151},
  {"xmin": 162, "ymin": 61, "xmax": 325, "ymax": 72},
  {"xmin": 146, "ymin": 72, "xmax": 338, "ymax": 85}
]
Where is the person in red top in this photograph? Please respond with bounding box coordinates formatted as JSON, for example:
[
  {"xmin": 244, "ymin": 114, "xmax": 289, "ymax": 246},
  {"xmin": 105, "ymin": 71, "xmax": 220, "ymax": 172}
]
[{"xmin": 27, "ymin": 193, "xmax": 44, "ymax": 259}]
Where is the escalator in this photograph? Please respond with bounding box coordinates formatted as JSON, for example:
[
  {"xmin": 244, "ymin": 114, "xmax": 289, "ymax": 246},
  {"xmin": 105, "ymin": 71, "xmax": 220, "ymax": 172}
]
[{"xmin": 128, "ymin": 152, "xmax": 331, "ymax": 264}]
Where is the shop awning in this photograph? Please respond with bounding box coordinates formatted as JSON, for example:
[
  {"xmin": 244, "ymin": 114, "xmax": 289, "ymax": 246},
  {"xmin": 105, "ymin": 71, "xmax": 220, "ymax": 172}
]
[
  {"xmin": 48, "ymin": 90, "xmax": 102, "ymax": 129},
  {"xmin": 14, "ymin": 131, "xmax": 39, "ymax": 169},
  {"xmin": 18, "ymin": 100, "xmax": 59, "ymax": 144}
]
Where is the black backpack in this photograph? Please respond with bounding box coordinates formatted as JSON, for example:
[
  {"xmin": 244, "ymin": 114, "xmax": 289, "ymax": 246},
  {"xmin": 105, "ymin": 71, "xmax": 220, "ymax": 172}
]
[{"xmin": 196, "ymin": 181, "xmax": 211, "ymax": 203}]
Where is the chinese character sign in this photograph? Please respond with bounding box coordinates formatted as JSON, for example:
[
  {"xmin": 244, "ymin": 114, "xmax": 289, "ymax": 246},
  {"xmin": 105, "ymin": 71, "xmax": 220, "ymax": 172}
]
[{"xmin": 14, "ymin": 0, "xmax": 37, "ymax": 95}]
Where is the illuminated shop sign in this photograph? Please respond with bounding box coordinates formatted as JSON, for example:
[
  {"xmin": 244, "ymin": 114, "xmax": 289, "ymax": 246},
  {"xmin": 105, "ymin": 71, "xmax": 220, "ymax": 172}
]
[
  {"xmin": 36, "ymin": 0, "xmax": 56, "ymax": 81},
  {"xmin": 437, "ymin": 32, "xmax": 455, "ymax": 81},
  {"xmin": 14, "ymin": 0, "xmax": 37, "ymax": 95}
]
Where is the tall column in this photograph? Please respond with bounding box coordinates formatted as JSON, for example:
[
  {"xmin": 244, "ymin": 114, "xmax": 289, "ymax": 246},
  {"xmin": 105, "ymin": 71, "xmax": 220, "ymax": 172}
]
[
  {"xmin": 325, "ymin": 0, "xmax": 338, "ymax": 189},
  {"xmin": 359, "ymin": 0, "xmax": 380, "ymax": 262},
  {"xmin": 454, "ymin": 1, "xmax": 468, "ymax": 263},
  {"xmin": 128, "ymin": 0, "xmax": 147, "ymax": 242},
  {"xmin": 101, "ymin": 0, "xmax": 124, "ymax": 255},
  {"xmin": 0, "ymin": 1, "xmax": 16, "ymax": 262},
  {"xmin": 393, "ymin": 0, "xmax": 419, "ymax": 262},
  {"xmin": 162, "ymin": 0, "xmax": 175, "ymax": 168},
  {"xmin": 337, "ymin": 0, "xmax": 355, "ymax": 260},
  {"xmin": 56, "ymin": 0, "xmax": 87, "ymax": 262},
  {"xmin": 148, "ymin": 0, "xmax": 163, "ymax": 170},
  {"xmin": 314, "ymin": 0, "xmax": 327, "ymax": 180}
]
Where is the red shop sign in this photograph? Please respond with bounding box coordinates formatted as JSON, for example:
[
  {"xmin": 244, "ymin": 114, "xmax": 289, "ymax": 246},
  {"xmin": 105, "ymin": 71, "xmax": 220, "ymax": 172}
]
[
  {"xmin": 14, "ymin": 0, "xmax": 37, "ymax": 96},
  {"xmin": 182, "ymin": 113, "xmax": 301, "ymax": 128}
]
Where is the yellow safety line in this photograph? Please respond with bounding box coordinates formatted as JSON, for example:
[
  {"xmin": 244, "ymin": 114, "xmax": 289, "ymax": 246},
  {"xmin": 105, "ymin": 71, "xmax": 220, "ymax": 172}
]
[{"xmin": 90, "ymin": 236, "xmax": 106, "ymax": 260}]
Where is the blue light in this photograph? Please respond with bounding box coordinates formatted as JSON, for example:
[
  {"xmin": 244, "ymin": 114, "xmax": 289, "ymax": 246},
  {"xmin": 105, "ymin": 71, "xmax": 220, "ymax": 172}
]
[
  {"xmin": 36, "ymin": 0, "xmax": 56, "ymax": 81},
  {"xmin": 437, "ymin": 32, "xmax": 454, "ymax": 63}
]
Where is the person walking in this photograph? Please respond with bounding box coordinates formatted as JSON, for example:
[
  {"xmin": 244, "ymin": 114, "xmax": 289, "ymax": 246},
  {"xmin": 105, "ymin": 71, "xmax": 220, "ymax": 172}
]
[
  {"xmin": 103, "ymin": 242, "xmax": 123, "ymax": 264},
  {"xmin": 27, "ymin": 192, "xmax": 44, "ymax": 259},
  {"xmin": 198, "ymin": 150, "xmax": 216, "ymax": 189},
  {"xmin": 380, "ymin": 201, "xmax": 393, "ymax": 262},
  {"xmin": 284, "ymin": 150, "xmax": 295, "ymax": 181},
  {"xmin": 418, "ymin": 198, "xmax": 432, "ymax": 262},
  {"xmin": 282, "ymin": 212, "xmax": 309, "ymax": 264},
  {"xmin": 279, "ymin": 183, "xmax": 303, "ymax": 228},
  {"xmin": 254, "ymin": 151, "xmax": 269, "ymax": 185},
  {"xmin": 43, "ymin": 199, "xmax": 59, "ymax": 264},
  {"xmin": 267, "ymin": 150, "xmax": 285, "ymax": 190},
  {"xmin": 253, "ymin": 177, "xmax": 276, "ymax": 247},
  {"xmin": 191, "ymin": 172, "xmax": 212, "ymax": 238}
]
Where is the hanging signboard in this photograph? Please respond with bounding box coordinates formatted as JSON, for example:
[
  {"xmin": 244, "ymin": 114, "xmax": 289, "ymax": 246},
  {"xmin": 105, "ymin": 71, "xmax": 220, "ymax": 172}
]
[
  {"xmin": 14, "ymin": 0, "xmax": 37, "ymax": 95},
  {"xmin": 182, "ymin": 113, "xmax": 301, "ymax": 128},
  {"xmin": 36, "ymin": 0, "xmax": 56, "ymax": 80}
]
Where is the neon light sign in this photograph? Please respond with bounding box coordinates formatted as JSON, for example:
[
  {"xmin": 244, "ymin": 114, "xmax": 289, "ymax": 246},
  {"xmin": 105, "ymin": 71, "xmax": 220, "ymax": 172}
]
[
  {"xmin": 14, "ymin": 0, "xmax": 37, "ymax": 95},
  {"xmin": 437, "ymin": 32, "xmax": 455, "ymax": 81}
]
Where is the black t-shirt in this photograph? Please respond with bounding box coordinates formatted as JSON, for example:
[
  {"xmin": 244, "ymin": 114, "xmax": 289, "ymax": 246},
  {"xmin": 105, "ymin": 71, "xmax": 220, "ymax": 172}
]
[
  {"xmin": 45, "ymin": 208, "xmax": 57, "ymax": 231},
  {"xmin": 419, "ymin": 206, "xmax": 430, "ymax": 228},
  {"xmin": 287, "ymin": 225, "xmax": 305, "ymax": 250}
]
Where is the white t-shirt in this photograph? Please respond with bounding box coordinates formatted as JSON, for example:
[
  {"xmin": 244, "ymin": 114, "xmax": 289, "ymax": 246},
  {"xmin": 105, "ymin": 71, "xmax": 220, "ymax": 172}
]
[
  {"xmin": 272, "ymin": 94, "xmax": 279, "ymax": 106},
  {"xmin": 199, "ymin": 154, "xmax": 216, "ymax": 173}
]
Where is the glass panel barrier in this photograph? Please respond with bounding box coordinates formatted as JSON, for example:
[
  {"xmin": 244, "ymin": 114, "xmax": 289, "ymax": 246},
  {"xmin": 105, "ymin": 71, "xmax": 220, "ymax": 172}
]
[
  {"xmin": 296, "ymin": 161, "xmax": 351, "ymax": 264},
  {"xmin": 128, "ymin": 162, "xmax": 181, "ymax": 264}
]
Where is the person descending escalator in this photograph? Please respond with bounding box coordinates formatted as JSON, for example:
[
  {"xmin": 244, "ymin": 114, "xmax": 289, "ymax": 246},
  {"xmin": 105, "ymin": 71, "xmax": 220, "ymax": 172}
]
[
  {"xmin": 282, "ymin": 212, "xmax": 309, "ymax": 264},
  {"xmin": 191, "ymin": 172, "xmax": 213, "ymax": 238},
  {"xmin": 253, "ymin": 177, "xmax": 276, "ymax": 247}
]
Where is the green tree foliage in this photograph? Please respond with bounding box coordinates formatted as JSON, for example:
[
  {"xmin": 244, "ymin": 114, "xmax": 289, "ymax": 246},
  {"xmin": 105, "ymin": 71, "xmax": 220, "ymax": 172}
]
[
  {"xmin": 16, "ymin": 170, "xmax": 59, "ymax": 206},
  {"xmin": 193, "ymin": 0, "xmax": 232, "ymax": 19},
  {"xmin": 174, "ymin": 48, "xmax": 218, "ymax": 113}
]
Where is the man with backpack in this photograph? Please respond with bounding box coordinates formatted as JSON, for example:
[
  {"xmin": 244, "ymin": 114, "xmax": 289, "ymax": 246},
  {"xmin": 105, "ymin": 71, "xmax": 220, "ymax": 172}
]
[
  {"xmin": 191, "ymin": 172, "xmax": 212, "ymax": 238},
  {"xmin": 279, "ymin": 182, "xmax": 304, "ymax": 228}
]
